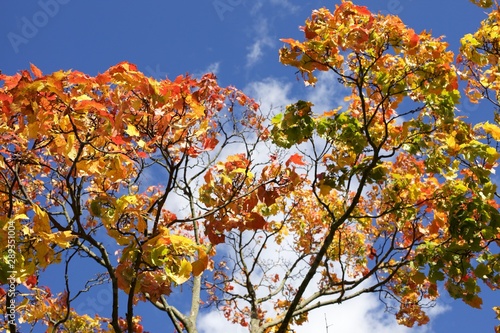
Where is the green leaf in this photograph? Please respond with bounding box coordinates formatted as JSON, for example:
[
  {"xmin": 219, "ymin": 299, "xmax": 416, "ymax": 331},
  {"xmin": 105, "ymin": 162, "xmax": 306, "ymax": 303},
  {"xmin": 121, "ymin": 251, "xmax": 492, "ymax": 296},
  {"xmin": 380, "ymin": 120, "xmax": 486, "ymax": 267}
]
[{"xmin": 475, "ymin": 263, "xmax": 491, "ymax": 279}]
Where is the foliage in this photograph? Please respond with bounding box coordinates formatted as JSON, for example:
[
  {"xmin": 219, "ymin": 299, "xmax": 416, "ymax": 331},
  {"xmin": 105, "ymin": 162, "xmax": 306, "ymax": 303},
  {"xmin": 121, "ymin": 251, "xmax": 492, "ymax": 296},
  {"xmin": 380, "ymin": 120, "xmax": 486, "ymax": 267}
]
[
  {"xmin": 1, "ymin": 1, "xmax": 500, "ymax": 333},
  {"xmin": 0, "ymin": 62, "xmax": 273, "ymax": 332}
]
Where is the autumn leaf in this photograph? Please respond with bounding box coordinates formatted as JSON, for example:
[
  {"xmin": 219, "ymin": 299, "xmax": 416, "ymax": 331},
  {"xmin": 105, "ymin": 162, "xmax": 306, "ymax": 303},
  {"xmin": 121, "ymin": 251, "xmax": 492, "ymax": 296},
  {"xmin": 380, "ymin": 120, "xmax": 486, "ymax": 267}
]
[
  {"xmin": 170, "ymin": 259, "xmax": 192, "ymax": 285},
  {"xmin": 480, "ymin": 122, "xmax": 500, "ymax": 140},
  {"xmin": 286, "ymin": 153, "xmax": 306, "ymax": 166},
  {"xmin": 33, "ymin": 204, "xmax": 51, "ymax": 233},
  {"xmin": 192, "ymin": 248, "xmax": 209, "ymax": 276},
  {"xmin": 408, "ymin": 29, "xmax": 420, "ymax": 48},
  {"xmin": 24, "ymin": 274, "xmax": 37, "ymax": 289},
  {"xmin": 125, "ymin": 124, "xmax": 140, "ymax": 137},
  {"xmin": 464, "ymin": 295, "xmax": 483, "ymax": 309},
  {"xmin": 30, "ymin": 63, "xmax": 43, "ymax": 78}
]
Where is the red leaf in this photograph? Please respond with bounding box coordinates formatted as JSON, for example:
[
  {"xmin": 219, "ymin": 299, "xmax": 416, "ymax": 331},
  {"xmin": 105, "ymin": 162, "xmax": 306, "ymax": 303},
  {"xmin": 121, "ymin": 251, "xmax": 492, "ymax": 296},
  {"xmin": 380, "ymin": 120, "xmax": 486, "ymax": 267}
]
[
  {"xmin": 243, "ymin": 193, "xmax": 259, "ymax": 212},
  {"xmin": 286, "ymin": 153, "xmax": 306, "ymax": 166},
  {"xmin": 136, "ymin": 151, "xmax": 148, "ymax": 158},
  {"xmin": 202, "ymin": 137, "xmax": 219, "ymax": 150},
  {"xmin": 247, "ymin": 212, "xmax": 267, "ymax": 230},
  {"xmin": 447, "ymin": 77, "xmax": 459, "ymax": 91},
  {"xmin": 207, "ymin": 227, "xmax": 225, "ymax": 245},
  {"xmin": 257, "ymin": 186, "xmax": 279, "ymax": 206},
  {"xmin": 25, "ymin": 274, "xmax": 37, "ymax": 289},
  {"xmin": 353, "ymin": 5, "xmax": 371, "ymax": 16},
  {"xmin": 304, "ymin": 26, "xmax": 318, "ymax": 39},
  {"xmin": 408, "ymin": 29, "xmax": 420, "ymax": 48},
  {"xmin": 0, "ymin": 93, "xmax": 13, "ymax": 104},
  {"xmin": 111, "ymin": 135, "xmax": 127, "ymax": 145}
]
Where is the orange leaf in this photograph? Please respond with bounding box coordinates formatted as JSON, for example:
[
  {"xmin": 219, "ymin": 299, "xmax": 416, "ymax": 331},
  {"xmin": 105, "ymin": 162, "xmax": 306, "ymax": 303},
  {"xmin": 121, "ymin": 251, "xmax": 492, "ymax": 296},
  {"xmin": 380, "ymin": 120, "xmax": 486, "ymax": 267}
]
[
  {"xmin": 286, "ymin": 153, "xmax": 306, "ymax": 166},
  {"xmin": 353, "ymin": 4, "xmax": 371, "ymax": 16},
  {"xmin": 192, "ymin": 249, "xmax": 209, "ymax": 276},
  {"xmin": 30, "ymin": 63, "xmax": 43, "ymax": 78},
  {"xmin": 408, "ymin": 29, "xmax": 420, "ymax": 48},
  {"xmin": 1, "ymin": 73, "xmax": 22, "ymax": 90}
]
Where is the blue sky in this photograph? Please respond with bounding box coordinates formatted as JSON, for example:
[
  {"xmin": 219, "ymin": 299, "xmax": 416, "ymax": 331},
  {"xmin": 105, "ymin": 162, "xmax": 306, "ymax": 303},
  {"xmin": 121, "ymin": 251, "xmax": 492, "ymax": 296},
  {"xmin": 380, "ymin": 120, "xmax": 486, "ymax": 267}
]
[{"xmin": 1, "ymin": 0, "xmax": 499, "ymax": 332}]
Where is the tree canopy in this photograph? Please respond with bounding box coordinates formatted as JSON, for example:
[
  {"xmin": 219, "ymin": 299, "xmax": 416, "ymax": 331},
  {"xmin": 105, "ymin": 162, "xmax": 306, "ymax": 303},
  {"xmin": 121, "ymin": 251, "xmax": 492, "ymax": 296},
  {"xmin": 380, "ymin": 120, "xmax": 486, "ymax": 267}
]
[{"xmin": 1, "ymin": 1, "xmax": 500, "ymax": 332}]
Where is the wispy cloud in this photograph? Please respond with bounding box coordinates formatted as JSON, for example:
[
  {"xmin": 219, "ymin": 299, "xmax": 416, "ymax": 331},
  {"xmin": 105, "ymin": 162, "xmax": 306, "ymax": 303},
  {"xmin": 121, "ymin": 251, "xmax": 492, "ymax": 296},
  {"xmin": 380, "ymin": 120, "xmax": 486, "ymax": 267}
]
[
  {"xmin": 245, "ymin": 0, "xmax": 298, "ymax": 68},
  {"xmin": 193, "ymin": 62, "xmax": 221, "ymax": 78},
  {"xmin": 296, "ymin": 294, "xmax": 448, "ymax": 333},
  {"xmin": 269, "ymin": 0, "xmax": 299, "ymax": 13},
  {"xmin": 245, "ymin": 17, "xmax": 274, "ymax": 68},
  {"xmin": 204, "ymin": 62, "xmax": 221, "ymax": 75},
  {"xmin": 250, "ymin": 0, "xmax": 299, "ymax": 14},
  {"xmin": 244, "ymin": 77, "xmax": 293, "ymax": 112},
  {"xmin": 304, "ymin": 71, "xmax": 349, "ymax": 114}
]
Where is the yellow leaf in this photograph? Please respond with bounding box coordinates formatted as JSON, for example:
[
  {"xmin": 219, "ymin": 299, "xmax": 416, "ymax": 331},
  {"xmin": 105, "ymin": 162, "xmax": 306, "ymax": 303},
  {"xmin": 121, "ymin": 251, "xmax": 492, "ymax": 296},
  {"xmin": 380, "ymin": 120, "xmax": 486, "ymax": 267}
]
[
  {"xmin": 65, "ymin": 133, "xmax": 77, "ymax": 160},
  {"xmin": 125, "ymin": 124, "xmax": 140, "ymax": 137},
  {"xmin": 116, "ymin": 195, "xmax": 139, "ymax": 211},
  {"xmin": 170, "ymin": 259, "xmax": 192, "ymax": 284},
  {"xmin": 33, "ymin": 205, "xmax": 51, "ymax": 233},
  {"xmin": 481, "ymin": 122, "xmax": 500, "ymax": 140},
  {"xmin": 179, "ymin": 259, "xmax": 192, "ymax": 277},
  {"xmin": 75, "ymin": 94, "xmax": 92, "ymax": 102},
  {"xmin": 186, "ymin": 95, "xmax": 205, "ymax": 117},
  {"xmin": 13, "ymin": 214, "xmax": 29, "ymax": 221},
  {"xmin": 42, "ymin": 231, "xmax": 75, "ymax": 248},
  {"xmin": 168, "ymin": 234, "xmax": 196, "ymax": 250}
]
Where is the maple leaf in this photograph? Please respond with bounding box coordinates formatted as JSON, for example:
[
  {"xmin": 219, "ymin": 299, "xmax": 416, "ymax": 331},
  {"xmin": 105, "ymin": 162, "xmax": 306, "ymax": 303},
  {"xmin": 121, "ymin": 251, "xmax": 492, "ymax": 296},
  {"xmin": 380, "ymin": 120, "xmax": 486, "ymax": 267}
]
[
  {"xmin": 30, "ymin": 63, "xmax": 43, "ymax": 78},
  {"xmin": 408, "ymin": 29, "xmax": 420, "ymax": 48},
  {"xmin": 24, "ymin": 275, "xmax": 37, "ymax": 289},
  {"xmin": 286, "ymin": 153, "xmax": 306, "ymax": 166},
  {"xmin": 192, "ymin": 248, "xmax": 209, "ymax": 276}
]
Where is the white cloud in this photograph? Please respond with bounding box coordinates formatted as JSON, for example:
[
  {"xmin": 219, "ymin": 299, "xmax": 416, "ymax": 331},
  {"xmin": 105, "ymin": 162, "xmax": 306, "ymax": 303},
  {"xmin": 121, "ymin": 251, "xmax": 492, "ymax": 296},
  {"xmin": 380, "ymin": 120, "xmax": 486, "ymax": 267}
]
[
  {"xmin": 298, "ymin": 295, "xmax": 447, "ymax": 333},
  {"xmin": 246, "ymin": 18, "xmax": 274, "ymax": 67},
  {"xmin": 246, "ymin": 18, "xmax": 275, "ymax": 68},
  {"xmin": 204, "ymin": 62, "xmax": 220, "ymax": 75},
  {"xmin": 198, "ymin": 290, "xmax": 449, "ymax": 333},
  {"xmin": 244, "ymin": 0, "xmax": 299, "ymax": 68},
  {"xmin": 247, "ymin": 41, "xmax": 265, "ymax": 68},
  {"xmin": 244, "ymin": 69, "xmax": 347, "ymax": 115},
  {"xmin": 269, "ymin": 0, "xmax": 299, "ymax": 13},
  {"xmin": 250, "ymin": 0, "xmax": 299, "ymax": 14},
  {"xmin": 305, "ymin": 71, "xmax": 349, "ymax": 115},
  {"xmin": 249, "ymin": 1, "xmax": 264, "ymax": 16},
  {"xmin": 198, "ymin": 310, "xmax": 248, "ymax": 333},
  {"xmin": 193, "ymin": 62, "xmax": 221, "ymax": 78},
  {"xmin": 245, "ymin": 77, "xmax": 293, "ymax": 113}
]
